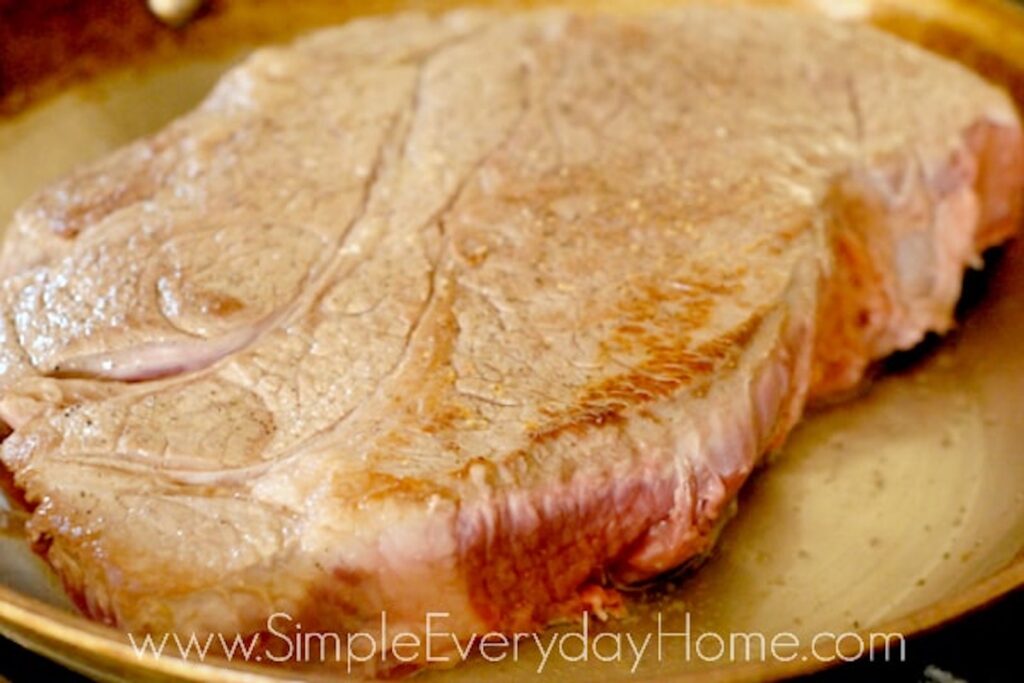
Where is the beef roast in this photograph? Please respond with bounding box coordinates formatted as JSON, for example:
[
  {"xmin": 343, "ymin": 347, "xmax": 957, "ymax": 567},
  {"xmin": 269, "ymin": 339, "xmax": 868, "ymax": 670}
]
[{"xmin": 0, "ymin": 5, "xmax": 1021, "ymax": 669}]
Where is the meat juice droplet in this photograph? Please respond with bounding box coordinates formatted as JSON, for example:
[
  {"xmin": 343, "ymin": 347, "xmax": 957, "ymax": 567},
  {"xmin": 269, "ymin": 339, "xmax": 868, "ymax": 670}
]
[{"xmin": 0, "ymin": 501, "xmax": 28, "ymax": 539}]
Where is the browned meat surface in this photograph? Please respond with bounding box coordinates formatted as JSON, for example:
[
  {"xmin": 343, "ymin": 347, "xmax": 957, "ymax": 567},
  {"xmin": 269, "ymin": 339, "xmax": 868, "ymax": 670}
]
[{"xmin": 0, "ymin": 5, "xmax": 1020, "ymax": 671}]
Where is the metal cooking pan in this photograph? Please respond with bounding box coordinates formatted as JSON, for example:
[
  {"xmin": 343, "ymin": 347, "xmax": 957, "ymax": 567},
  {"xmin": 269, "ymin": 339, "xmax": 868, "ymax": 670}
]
[{"xmin": 0, "ymin": 1, "xmax": 1022, "ymax": 680}]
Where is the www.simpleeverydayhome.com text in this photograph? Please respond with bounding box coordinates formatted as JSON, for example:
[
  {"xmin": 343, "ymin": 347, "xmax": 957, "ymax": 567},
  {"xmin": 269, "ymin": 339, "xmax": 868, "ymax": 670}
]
[{"xmin": 128, "ymin": 611, "xmax": 907, "ymax": 673}]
